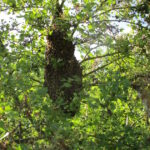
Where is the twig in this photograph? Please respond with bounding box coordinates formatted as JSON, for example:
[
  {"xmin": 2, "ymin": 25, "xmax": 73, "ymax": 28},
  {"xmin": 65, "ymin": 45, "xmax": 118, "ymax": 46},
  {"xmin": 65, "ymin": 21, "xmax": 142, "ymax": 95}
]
[
  {"xmin": 30, "ymin": 77, "xmax": 42, "ymax": 84},
  {"xmin": 83, "ymin": 56, "xmax": 125, "ymax": 77},
  {"xmin": 80, "ymin": 51, "xmax": 120, "ymax": 64}
]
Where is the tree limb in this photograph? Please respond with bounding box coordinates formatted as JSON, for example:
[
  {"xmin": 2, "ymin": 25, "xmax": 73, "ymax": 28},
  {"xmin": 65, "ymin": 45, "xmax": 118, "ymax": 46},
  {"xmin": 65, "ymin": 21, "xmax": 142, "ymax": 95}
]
[
  {"xmin": 30, "ymin": 77, "xmax": 43, "ymax": 84},
  {"xmin": 83, "ymin": 56, "xmax": 125, "ymax": 77},
  {"xmin": 80, "ymin": 51, "xmax": 120, "ymax": 64}
]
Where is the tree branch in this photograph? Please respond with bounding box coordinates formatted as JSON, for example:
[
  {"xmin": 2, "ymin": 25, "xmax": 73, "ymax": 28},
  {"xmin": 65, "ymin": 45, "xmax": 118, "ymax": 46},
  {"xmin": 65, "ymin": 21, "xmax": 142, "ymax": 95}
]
[
  {"xmin": 98, "ymin": 6, "xmax": 137, "ymax": 17},
  {"xmin": 83, "ymin": 56, "xmax": 125, "ymax": 77},
  {"xmin": 93, "ymin": 19, "xmax": 142, "ymax": 27},
  {"xmin": 30, "ymin": 77, "xmax": 43, "ymax": 84},
  {"xmin": 80, "ymin": 51, "xmax": 120, "ymax": 64},
  {"xmin": 0, "ymin": 124, "xmax": 20, "ymax": 141}
]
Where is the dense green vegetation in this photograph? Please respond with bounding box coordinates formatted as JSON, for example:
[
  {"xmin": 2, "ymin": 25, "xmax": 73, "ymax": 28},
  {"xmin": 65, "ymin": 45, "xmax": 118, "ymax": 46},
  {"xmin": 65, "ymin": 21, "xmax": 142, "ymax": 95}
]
[{"xmin": 0, "ymin": 0, "xmax": 150, "ymax": 149}]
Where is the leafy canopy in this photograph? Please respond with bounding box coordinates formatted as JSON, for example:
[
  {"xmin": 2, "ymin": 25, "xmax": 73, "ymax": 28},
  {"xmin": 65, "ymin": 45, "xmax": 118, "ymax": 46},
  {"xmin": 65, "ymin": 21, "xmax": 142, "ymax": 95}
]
[{"xmin": 0, "ymin": 0, "xmax": 150, "ymax": 149}]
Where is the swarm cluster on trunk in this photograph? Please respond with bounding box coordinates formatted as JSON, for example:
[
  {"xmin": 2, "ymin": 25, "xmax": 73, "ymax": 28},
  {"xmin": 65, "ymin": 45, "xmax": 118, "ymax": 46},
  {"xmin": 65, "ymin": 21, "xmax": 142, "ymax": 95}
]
[{"xmin": 44, "ymin": 29, "xmax": 82, "ymax": 116}]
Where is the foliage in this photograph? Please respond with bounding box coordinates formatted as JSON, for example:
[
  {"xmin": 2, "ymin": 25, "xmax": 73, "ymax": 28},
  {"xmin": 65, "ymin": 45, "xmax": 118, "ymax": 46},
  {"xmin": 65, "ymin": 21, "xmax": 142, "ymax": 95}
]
[{"xmin": 0, "ymin": 0, "xmax": 150, "ymax": 149}]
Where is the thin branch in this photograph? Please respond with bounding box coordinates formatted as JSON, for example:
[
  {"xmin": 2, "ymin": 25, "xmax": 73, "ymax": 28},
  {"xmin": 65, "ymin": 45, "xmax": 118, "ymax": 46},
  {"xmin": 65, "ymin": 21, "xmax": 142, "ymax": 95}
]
[
  {"xmin": 14, "ymin": 136, "xmax": 44, "ymax": 144},
  {"xmin": 72, "ymin": 6, "xmax": 137, "ymax": 26},
  {"xmin": 83, "ymin": 56, "xmax": 125, "ymax": 77},
  {"xmin": 30, "ymin": 77, "xmax": 42, "ymax": 84},
  {"xmin": 0, "ymin": 124, "xmax": 19, "ymax": 141},
  {"xmin": 71, "ymin": 22, "xmax": 80, "ymax": 38},
  {"xmin": 97, "ymin": 6, "xmax": 137, "ymax": 17},
  {"xmin": 0, "ymin": 5, "xmax": 44, "ymax": 11},
  {"xmin": 0, "ymin": 132, "xmax": 10, "ymax": 141},
  {"xmin": 80, "ymin": 51, "xmax": 120, "ymax": 64},
  {"xmin": 81, "ymin": 45, "xmax": 100, "ymax": 61},
  {"xmin": 72, "ymin": 6, "xmax": 138, "ymax": 28},
  {"xmin": 84, "ymin": 82, "xmax": 107, "ymax": 87},
  {"xmin": 93, "ymin": 19, "xmax": 142, "ymax": 27}
]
